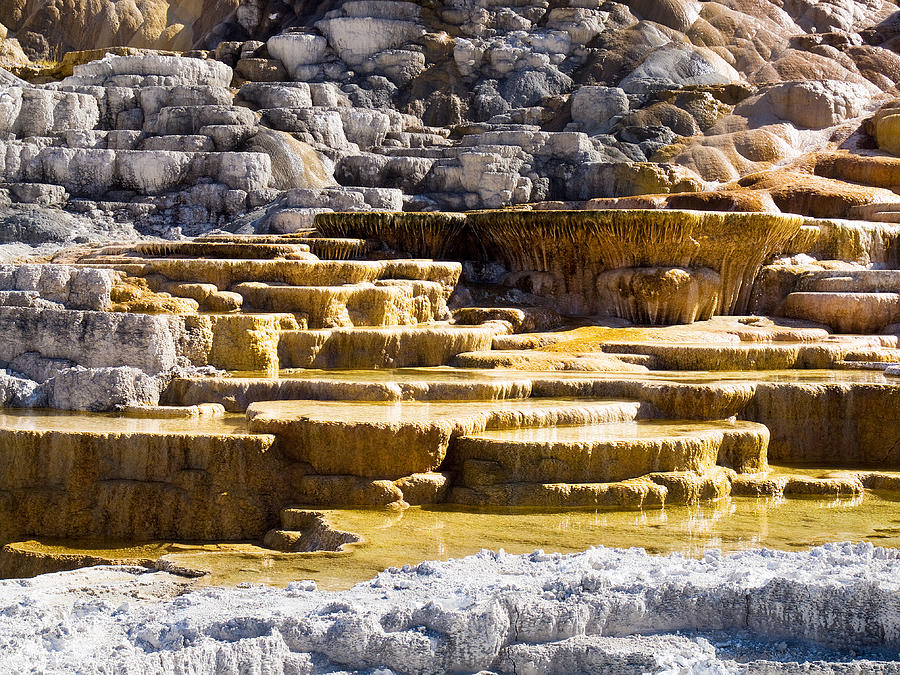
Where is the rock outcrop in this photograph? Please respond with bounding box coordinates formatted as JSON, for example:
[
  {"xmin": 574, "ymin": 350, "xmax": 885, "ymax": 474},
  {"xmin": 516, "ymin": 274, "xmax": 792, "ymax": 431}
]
[{"xmin": 2, "ymin": 0, "xmax": 899, "ymax": 218}]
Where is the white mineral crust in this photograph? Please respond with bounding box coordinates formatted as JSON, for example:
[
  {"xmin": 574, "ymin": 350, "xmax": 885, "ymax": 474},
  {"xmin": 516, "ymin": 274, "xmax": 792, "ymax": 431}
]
[{"xmin": 0, "ymin": 543, "xmax": 898, "ymax": 673}]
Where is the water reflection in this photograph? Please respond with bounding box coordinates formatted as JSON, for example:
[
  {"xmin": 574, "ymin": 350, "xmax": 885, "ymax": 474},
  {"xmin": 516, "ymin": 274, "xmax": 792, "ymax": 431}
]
[
  {"xmin": 0, "ymin": 410, "xmax": 249, "ymax": 434},
  {"xmin": 149, "ymin": 491, "xmax": 900, "ymax": 589}
]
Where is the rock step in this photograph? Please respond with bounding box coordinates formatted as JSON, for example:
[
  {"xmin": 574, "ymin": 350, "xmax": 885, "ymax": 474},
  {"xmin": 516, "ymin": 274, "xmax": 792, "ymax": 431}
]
[
  {"xmin": 0, "ymin": 409, "xmax": 279, "ymax": 541},
  {"xmin": 447, "ymin": 469, "xmax": 737, "ymax": 508},
  {"xmin": 195, "ymin": 232, "xmax": 315, "ymax": 242},
  {"xmin": 454, "ymin": 420, "xmax": 768, "ymax": 486},
  {"xmin": 451, "ymin": 349, "xmax": 650, "ymax": 372},
  {"xmin": 141, "ymin": 134, "xmax": 215, "ymax": 152},
  {"xmin": 731, "ymin": 473, "xmax": 865, "ymax": 498},
  {"xmin": 7, "ymin": 147, "xmax": 273, "ymax": 196},
  {"xmin": 131, "ymin": 241, "xmax": 312, "ymax": 259},
  {"xmin": 165, "ymin": 373, "xmax": 535, "ymax": 411},
  {"xmin": 798, "ymin": 270, "xmax": 900, "ymax": 293},
  {"xmin": 834, "ymin": 360, "xmax": 900, "ymax": 371},
  {"xmin": 156, "ymin": 281, "xmax": 248, "ymax": 313},
  {"xmin": 277, "ymin": 322, "xmax": 506, "ymax": 369},
  {"xmin": 385, "ymin": 131, "xmax": 453, "ymax": 148},
  {"xmin": 234, "ymin": 280, "xmax": 448, "ymax": 328},
  {"xmin": 599, "ymin": 340, "xmax": 900, "ymax": 370},
  {"xmin": 841, "ymin": 346, "xmax": 900, "ymax": 362},
  {"xmin": 304, "ymin": 238, "xmax": 375, "ymax": 260},
  {"xmin": 79, "ymin": 258, "xmax": 461, "ymax": 290},
  {"xmin": 374, "ymin": 147, "xmax": 447, "ymax": 159},
  {"xmin": 291, "ymin": 472, "xmax": 453, "ymax": 508},
  {"xmin": 274, "ymin": 510, "xmax": 362, "ymax": 551},
  {"xmin": 146, "ymin": 104, "xmax": 257, "ymax": 136},
  {"xmin": 779, "ymin": 292, "xmax": 900, "ymax": 334},
  {"xmin": 76, "ymin": 252, "xmax": 318, "ymax": 266},
  {"xmin": 849, "ymin": 203, "xmax": 900, "ymax": 222},
  {"xmin": 191, "ymin": 232, "xmax": 373, "ymax": 260},
  {"xmin": 246, "ymin": 398, "xmax": 646, "ymax": 479}
]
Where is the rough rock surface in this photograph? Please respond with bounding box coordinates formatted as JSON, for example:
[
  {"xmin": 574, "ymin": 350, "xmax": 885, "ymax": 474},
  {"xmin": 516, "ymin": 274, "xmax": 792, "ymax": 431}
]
[
  {"xmin": 1, "ymin": 543, "xmax": 899, "ymax": 673},
  {"xmin": 1, "ymin": 0, "xmax": 899, "ymax": 219}
]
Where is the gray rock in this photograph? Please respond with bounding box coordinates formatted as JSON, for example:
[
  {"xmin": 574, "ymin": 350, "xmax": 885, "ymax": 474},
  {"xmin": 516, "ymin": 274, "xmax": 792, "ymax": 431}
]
[
  {"xmin": 354, "ymin": 186, "xmax": 404, "ymax": 210},
  {"xmin": 0, "ymin": 290, "xmax": 55, "ymax": 308},
  {"xmin": 115, "ymin": 150, "xmax": 193, "ymax": 195},
  {"xmin": 200, "ymin": 124, "xmax": 258, "ymax": 151},
  {"xmin": 266, "ymin": 33, "xmax": 329, "ymax": 79},
  {"xmin": 66, "ymin": 55, "xmax": 233, "ymax": 88},
  {"xmin": 619, "ymin": 46, "xmax": 738, "ymax": 93},
  {"xmin": 0, "ymin": 264, "xmax": 114, "ymax": 310},
  {"xmin": 149, "ymin": 105, "xmax": 257, "ymax": 136},
  {"xmin": 39, "ymin": 147, "xmax": 117, "ymax": 197},
  {"xmin": 267, "ymin": 207, "xmax": 332, "ymax": 234},
  {"xmin": 472, "ymin": 84, "xmax": 510, "ymax": 122},
  {"xmin": 141, "ymin": 135, "xmax": 216, "ymax": 152},
  {"xmin": 766, "ymin": 80, "xmax": 870, "ymax": 129},
  {"xmin": 235, "ymin": 58, "xmax": 288, "ymax": 82},
  {"xmin": 238, "ymin": 82, "xmax": 313, "ymax": 109},
  {"xmin": 0, "ymin": 206, "xmax": 79, "ymax": 244},
  {"xmin": 261, "ymin": 108, "xmax": 349, "ymax": 148},
  {"xmin": 6, "ymin": 183, "xmax": 68, "ymax": 207},
  {"xmin": 0, "ymin": 306, "xmax": 186, "ymax": 374},
  {"xmin": 499, "ymin": 67, "xmax": 573, "ymax": 108},
  {"xmin": 571, "ymin": 86, "xmax": 629, "ymax": 134},
  {"xmin": 335, "ymin": 153, "xmax": 391, "ymax": 187},
  {"xmin": 0, "ymin": 87, "xmax": 100, "ymax": 138},
  {"xmin": 0, "ymin": 370, "xmax": 44, "ymax": 407},
  {"xmin": 138, "ymin": 85, "xmax": 233, "ymax": 118},
  {"xmin": 308, "ymin": 82, "xmax": 349, "ymax": 107},
  {"xmin": 285, "ymin": 187, "xmax": 368, "ymax": 210},
  {"xmin": 334, "ymin": 107, "xmax": 392, "ymax": 148},
  {"xmin": 0, "ymin": 67, "xmax": 28, "ymax": 87},
  {"xmin": 7, "ymin": 352, "xmax": 76, "ymax": 382},
  {"xmin": 46, "ymin": 366, "xmax": 161, "ymax": 411}
]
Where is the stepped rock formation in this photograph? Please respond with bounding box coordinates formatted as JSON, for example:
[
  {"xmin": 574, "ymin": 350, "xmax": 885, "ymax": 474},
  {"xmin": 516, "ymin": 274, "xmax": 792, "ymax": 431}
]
[
  {"xmin": 320, "ymin": 208, "xmax": 806, "ymax": 316},
  {"xmin": 2, "ymin": 3, "xmax": 900, "ymax": 662}
]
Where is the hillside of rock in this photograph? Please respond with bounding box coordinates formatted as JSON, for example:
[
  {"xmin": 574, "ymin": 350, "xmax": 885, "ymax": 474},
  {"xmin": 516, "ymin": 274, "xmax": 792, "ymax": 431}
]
[{"xmin": 0, "ymin": 0, "xmax": 898, "ymax": 251}]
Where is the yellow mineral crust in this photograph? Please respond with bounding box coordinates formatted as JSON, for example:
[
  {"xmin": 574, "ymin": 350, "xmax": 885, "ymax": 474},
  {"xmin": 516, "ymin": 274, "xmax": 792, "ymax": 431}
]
[
  {"xmin": 109, "ymin": 275, "xmax": 199, "ymax": 314},
  {"xmin": 184, "ymin": 313, "xmax": 296, "ymax": 375},
  {"xmin": 315, "ymin": 209, "xmax": 804, "ymax": 316},
  {"xmin": 113, "ymin": 258, "xmax": 462, "ymax": 294},
  {"xmin": 316, "ymin": 212, "xmax": 470, "ymax": 259},
  {"xmin": 453, "ymin": 419, "xmax": 768, "ymax": 484},
  {"xmin": 246, "ymin": 398, "xmax": 645, "ymax": 478},
  {"xmin": 0, "ymin": 412, "xmax": 286, "ymax": 541}
]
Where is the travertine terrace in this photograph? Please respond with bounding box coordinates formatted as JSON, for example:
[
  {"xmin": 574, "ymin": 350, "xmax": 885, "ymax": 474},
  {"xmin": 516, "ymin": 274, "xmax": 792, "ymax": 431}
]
[
  {"xmin": 1, "ymin": 205, "xmax": 898, "ymax": 550},
  {"xmin": 2, "ymin": 0, "xmax": 900, "ymax": 670}
]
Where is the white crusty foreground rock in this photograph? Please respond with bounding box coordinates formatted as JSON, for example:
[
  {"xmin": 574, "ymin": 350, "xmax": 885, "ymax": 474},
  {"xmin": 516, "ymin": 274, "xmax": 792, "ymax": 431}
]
[{"xmin": 1, "ymin": 543, "xmax": 899, "ymax": 673}]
